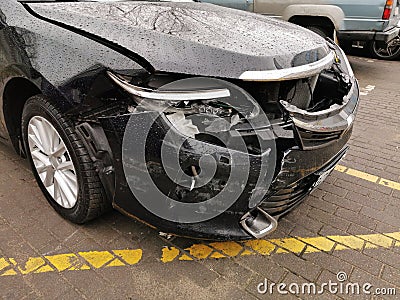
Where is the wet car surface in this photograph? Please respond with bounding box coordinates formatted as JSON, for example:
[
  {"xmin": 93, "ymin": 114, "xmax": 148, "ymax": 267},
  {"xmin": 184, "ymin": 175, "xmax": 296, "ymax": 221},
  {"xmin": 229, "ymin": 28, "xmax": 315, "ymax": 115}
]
[{"xmin": 0, "ymin": 0, "xmax": 359, "ymax": 240}]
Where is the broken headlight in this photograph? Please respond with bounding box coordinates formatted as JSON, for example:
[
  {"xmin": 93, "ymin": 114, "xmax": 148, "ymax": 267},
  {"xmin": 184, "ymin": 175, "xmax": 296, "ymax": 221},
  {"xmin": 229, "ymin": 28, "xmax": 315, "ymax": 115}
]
[
  {"xmin": 330, "ymin": 41, "xmax": 354, "ymax": 80},
  {"xmin": 108, "ymin": 72, "xmax": 260, "ymax": 138}
]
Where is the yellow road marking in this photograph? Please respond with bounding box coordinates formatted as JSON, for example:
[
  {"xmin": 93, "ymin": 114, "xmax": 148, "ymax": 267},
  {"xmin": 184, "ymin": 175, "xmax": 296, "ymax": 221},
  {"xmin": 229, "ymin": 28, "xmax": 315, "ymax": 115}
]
[
  {"xmin": 299, "ymin": 236, "xmax": 336, "ymax": 252},
  {"xmin": 379, "ymin": 178, "xmax": 400, "ymax": 191},
  {"xmin": 79, "ymin": 251, "xmax": 121, "ymax": 269},
  {"xmin": 244, "ymin": 240, "xmax": 275, "ymax": 255},
  {"xmin": 209, "ymin": 241, "xmax": 243, "ymax": 257},
  {"xmin": 270, "ymin": 238, "xmax": 306, "ymax": 254},
  {"xmin": 113, "ymin": 249, "xmax": 143, "ymax": 265},
  {"xmin": 328, "ymin": 235, "xmax": 365, "ymax": 250},
  {"xmin": 0, "ymin": 249, "xmax": 142, "ymax": 277},
  {"xmin": 386, "ymin": 232, "xmax": 400, "ymax": 241},
  {"xmin": 335, "ymin": 165, "xmax": 400, "ymax": 190},
  {"xmin": 344, "ymin": 168, "xmax": 379, "ymax": 183},
  {"xmin": 1, "ymin": 232, "xmax": 399, "ymax": 275},
  {"xmin": 160, "ymin": 231, "xmax": 400, "ymax": 263},
  {"xmin": 361, "ymin": 234, "xmax": 394, "ymax": 249}
]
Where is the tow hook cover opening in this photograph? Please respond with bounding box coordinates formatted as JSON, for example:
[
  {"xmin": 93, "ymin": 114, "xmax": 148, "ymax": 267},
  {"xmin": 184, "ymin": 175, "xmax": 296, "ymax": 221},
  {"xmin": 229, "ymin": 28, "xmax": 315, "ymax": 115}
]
[{"xmin": 240, "ymin": 207, "xmax": 278, "ymax": 239}]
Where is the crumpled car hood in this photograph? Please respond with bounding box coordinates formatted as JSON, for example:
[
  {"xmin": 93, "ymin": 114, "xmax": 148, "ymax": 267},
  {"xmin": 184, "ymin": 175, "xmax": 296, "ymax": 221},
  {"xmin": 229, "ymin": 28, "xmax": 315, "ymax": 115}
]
[{"xmin": 27, "ymin": 1, "xmax": 331, "ymax": 78}]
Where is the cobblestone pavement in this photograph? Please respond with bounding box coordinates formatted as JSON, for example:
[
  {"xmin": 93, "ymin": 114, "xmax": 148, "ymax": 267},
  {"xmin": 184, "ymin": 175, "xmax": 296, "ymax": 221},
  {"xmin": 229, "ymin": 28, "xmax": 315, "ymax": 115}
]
[{"xmin": 0, "ymin": 56, "xmax": 399, "ymax": 299}]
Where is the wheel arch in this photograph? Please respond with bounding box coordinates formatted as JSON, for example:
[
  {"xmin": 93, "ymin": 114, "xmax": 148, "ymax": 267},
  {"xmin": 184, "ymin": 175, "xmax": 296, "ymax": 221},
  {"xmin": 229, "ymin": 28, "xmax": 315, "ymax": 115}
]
[
  {"xmin": 284, "ymin": 5, "xmax": 345, "ymax": 32},
  {"xmin": 2, "ymin": 76, "xmax": 42, "ymax": 154}
]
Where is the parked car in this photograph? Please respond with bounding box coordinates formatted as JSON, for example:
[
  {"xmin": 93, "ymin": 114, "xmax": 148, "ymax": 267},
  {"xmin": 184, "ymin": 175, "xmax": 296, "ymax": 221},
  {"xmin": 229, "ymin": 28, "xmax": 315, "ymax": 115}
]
[
  {"xmin": 0, "ymin": 0, "xmax": 359, "ymax": 240},
  {"xmin": 201, "ymin": 0, "xmax": 400, "ymax": 60}
]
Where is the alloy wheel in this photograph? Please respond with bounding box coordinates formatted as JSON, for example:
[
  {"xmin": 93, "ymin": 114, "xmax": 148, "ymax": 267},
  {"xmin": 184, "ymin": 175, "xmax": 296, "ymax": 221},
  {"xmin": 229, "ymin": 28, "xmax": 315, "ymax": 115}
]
[
  {"xmin": 372, "ymin": 38, "xmax": 400, "ymax": 60},
  {"xmin": 27, "ymin": 116, "xmax": 78, "ymax": 209}
]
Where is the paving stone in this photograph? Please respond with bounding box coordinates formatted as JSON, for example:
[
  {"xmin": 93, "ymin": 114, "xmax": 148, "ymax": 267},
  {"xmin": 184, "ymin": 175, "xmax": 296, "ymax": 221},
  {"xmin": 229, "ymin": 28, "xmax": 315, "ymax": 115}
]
[
  {"xmin": 303, "ymin": 251, "xmax": 353, "ymax": 276},
  {"xmin": 347, "ymin": 191, "xmax": 387, "ymax": 211},
  {"xmin": 332, "ymin": 249, "xmax": 383, "ymax": 277},
  {"xmin": 25, "ymin": 272, "xmax": 74, "ymax": 299},
  {"xmin": 318, "ymin": 183, "xmax": 348, "ymax": 198},
  {"xmin": 304, "ymin": 195, "xmax": 339, "ymax": 214},
  {"xmin": 363, "ymin": 247, "xmax": 400, "ymax": 270},
  {"xmin": 307, "ymin": 208, "xmax": 351, "ymax": 232},
  {"xmin": 380, "ymin": 265, "xmax": 400, "ymax": 288},
  {"xmin": 360, "ymin": 206, "xmax": 400, "ymax": 228},
  {"xmin": 270, "ymin": 252, "xmax": 321, "ymax": 282},
  {"xmin": 334, "ymin": 207, "xmax": 377, "ymax": 231}
]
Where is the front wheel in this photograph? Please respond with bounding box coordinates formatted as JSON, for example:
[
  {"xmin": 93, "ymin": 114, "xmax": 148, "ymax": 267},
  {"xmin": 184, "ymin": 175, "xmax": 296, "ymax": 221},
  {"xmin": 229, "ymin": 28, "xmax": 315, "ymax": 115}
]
[
  {"xmin": 22, "ymin": 95, "xmax": 110, "ymax": 223},
  {"xmin": 369, "ymin": 38, "xmax": 400, "ymax": 60}
]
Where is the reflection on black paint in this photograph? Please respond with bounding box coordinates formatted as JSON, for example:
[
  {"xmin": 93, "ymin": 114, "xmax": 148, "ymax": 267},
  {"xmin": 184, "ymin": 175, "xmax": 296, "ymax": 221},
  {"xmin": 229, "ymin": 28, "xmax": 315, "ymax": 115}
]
[{"xmin": 28, "ymin": 1, "xmax": 330, "ymax": 77}]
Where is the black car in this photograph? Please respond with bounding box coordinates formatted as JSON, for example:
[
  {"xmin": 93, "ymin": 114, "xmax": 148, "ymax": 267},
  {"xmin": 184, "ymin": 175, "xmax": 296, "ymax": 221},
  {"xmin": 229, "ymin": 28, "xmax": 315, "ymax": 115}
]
[{"xmin": 0, "ymin": 0, "xmax": 359, "ymax": 240}]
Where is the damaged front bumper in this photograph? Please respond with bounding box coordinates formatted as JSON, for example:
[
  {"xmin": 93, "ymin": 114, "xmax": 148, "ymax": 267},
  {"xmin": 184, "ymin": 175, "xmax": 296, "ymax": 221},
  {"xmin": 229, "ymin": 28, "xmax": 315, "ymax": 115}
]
[
  {"xmin": 99, "ymin": 85, "xmax": 357, "ymax": 240},
  {"xmin": 100, "ymin": 113, "xmax": 354, "ymax": 240},
  {"xmin": 97, "ymin": 43, "xmax": 359, "ymax": 240}
]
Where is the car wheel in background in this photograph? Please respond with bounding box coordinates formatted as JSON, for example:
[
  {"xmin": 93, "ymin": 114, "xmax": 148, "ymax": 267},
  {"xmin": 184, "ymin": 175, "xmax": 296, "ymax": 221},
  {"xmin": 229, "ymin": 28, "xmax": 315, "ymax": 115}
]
[
  {"xmin": 369, "ymin": 38, "xmax": 400, "ymax": 60},
  {"xmin": 21, "ymin": 95, "xmax": 110, "ymax": 223},
  {"xmin": 306, "ymin": 26, "xmax": 330, "ymax": 39}
]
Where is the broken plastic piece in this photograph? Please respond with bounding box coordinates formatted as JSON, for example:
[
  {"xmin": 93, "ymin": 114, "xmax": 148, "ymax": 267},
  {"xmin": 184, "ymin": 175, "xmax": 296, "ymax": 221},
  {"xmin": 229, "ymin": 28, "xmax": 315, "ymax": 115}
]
[{"xmin": 166, "ymin": 112, "xmax": 200, "ymax": 138}]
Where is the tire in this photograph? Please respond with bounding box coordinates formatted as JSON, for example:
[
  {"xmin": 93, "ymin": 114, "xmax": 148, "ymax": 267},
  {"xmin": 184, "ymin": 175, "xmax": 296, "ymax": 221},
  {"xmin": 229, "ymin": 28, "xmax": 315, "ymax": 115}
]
[
  {"xmin": 369, "ymin": 39, "xmax": 400, "ymax": 60},
  {"xmin": 306, "ymin": 26, "xmax": 330, "ymax": 39},
  {"xmin": 21, "ymin": 95, "xmax": 110, "ymax": 223}
]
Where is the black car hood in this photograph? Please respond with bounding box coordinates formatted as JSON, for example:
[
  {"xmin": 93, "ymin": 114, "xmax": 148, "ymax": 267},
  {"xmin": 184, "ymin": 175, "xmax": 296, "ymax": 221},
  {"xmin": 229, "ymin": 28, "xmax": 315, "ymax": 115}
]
[{"xmin": 27, "ymin": 1, "xmax": 331, "ymax": 78}]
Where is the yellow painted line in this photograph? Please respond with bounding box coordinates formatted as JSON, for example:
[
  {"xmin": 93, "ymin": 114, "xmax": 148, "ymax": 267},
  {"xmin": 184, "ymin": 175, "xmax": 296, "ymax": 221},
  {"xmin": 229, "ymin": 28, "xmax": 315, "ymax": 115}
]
[
  {"xmin": 335, "ymin": 165, "xmax": 400, "ymax": 190},
  {"xmin": 160, "ymin": 231, "xmax": 400, "ymax": 263},
  {"xmin": 386, "ymin": 232, "xmax": 400, "ymax": 241},
  {"xmin": 2, "ymin": 232, "xmax": 400, "ymax": 275},
  {"xmin": 244, "ymin": 240, "xmax": 275, "ymax": 256},
  {"xmin": 0, "ymin": 249, "xmax": 142, "ymax": 277},
  {"xmin": 270, "ymin": 238, "xmax": 306, "ymax": 254},
  {"xmin": 299, "ymin": 236, "xmax": 336, "ymax": 253},
  {"xmin": 379, "ymin": 178, "xmax": 400, "ymax": 191},
  {"xmin": 328, "ymin": 235, "xmax": 365, "ymax": 250}
]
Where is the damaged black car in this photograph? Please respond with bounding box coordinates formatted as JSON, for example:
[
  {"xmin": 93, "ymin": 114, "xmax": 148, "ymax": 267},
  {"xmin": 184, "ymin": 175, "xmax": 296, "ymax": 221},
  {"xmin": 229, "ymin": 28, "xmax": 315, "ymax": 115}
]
[{"xmin": 0, "ymin": 0, "xmax": 359, "ymax": 240}]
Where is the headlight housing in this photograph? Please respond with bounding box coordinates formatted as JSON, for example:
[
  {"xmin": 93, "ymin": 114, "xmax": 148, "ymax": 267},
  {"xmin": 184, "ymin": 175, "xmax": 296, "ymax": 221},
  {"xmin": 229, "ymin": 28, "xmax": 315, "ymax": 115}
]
[{"xmin": 107, "ymin": 72, "xmax": 262, "ymax": 139}]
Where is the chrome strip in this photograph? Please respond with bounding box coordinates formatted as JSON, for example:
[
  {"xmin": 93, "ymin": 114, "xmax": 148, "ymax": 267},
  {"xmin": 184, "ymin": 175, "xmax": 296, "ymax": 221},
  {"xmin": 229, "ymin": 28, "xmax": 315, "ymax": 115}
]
[
  {"xmin": 239, "ymin": 51, "xmax": 335, "ymax": 81},
  {"xmin": 107, "ymin": 71, "xmax": 231, "ymax": 101}
]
